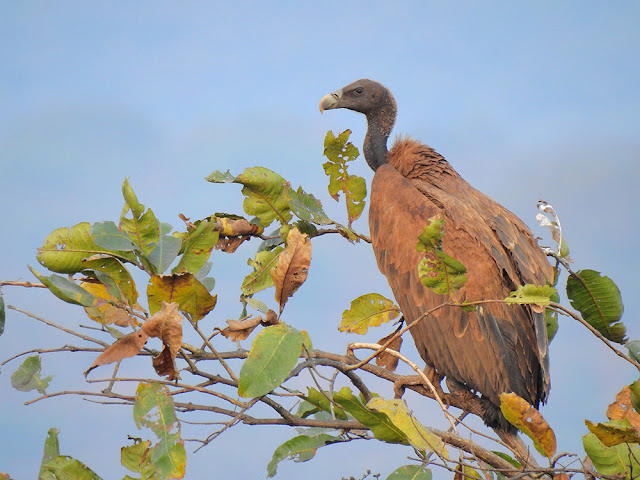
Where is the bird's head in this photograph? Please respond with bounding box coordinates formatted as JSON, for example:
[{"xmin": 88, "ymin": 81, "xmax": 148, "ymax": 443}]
[{"xmin": 319, "ymin": 79, "xmax": 392, "ymax": 116}]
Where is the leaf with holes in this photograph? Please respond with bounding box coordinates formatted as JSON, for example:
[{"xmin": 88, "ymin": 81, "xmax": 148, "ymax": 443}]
[
  {"xmin": 339, "ymin": 293, "xmax": 400, "ymax": 335},
  {"xmin": 11, "ymin": 355, "xmax": 52, "ymax": 394},
  {"xmin": 416, "ymin": 217, "xmax": 467, "ymax": 295},
  {"xmin": 37, "ymin": 222, "xmax": 113, "ymax": 274},
  {"xmin": 500, "ymin": 392, "xmax": 556, "ymax": 458}
]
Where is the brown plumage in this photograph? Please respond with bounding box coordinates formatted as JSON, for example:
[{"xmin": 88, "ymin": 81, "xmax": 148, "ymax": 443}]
[{"xmin": 320, "ymin": 79, "xmax": 552, "ymax": 431}]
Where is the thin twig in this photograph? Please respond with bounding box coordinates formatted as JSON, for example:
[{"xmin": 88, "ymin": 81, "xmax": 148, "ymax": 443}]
[
  {"xmin": 550, "ymin": 302, "xmax": 640, "ymax": 371},
  {"xmin": 0, "ymin": 281, "xmax": 47, "ymax": 288},
  {"xmin": 7, "ymin": 305, "xmax": 108, "ymax": 347}
]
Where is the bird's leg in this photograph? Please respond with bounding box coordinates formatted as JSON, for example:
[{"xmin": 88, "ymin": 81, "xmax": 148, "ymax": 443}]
[{"xmin": 445, "ymin": 377, "xmax": 477, "ymax": 401}]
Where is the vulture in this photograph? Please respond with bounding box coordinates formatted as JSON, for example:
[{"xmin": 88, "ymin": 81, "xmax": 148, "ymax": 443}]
[{"xmin": 319, "ymin": 79, "xmax": 552, "ymax": 432}]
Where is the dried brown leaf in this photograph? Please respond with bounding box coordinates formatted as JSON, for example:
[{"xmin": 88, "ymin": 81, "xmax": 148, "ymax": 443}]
[
  {"xmin": 221, "ymin": 315, "xmax": 264, "ymax": 341},
  {"xmin": 264, "ymin": 309, "xmax": 279, "ymax": 326},
  {"xmin": 84, "ymin": 330, "xmax": 149, "ymax": 376},
  {"xmin": 152, "ymin": 346, "xmax": 179, "ymax": 380},
  {"xmin": 607, "ymin": 386, "xmax": 640, "ymax": 431},
  {"xmin": 270, "ymin": 227, "xmax": 312, "ymax": 314},
  {"xmin": 375, "ymin": 331, "xmax": 403, "ymax": 372},
  {"xmin": 142, "ymin": 301, "xmax": 183, "ymax": 380}
]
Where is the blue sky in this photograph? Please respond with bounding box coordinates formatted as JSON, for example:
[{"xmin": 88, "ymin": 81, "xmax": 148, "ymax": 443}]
[{"xmin": 2, "ymin": 2, "xmax": 639, "ymax": 478}]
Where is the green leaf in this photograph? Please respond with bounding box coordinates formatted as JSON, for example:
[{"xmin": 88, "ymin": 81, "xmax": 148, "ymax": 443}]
[
  {"xmin": 149, "ymin": 438, "xmax": 186, "ymax": 479},
  {"xmin": 333, "ymin": 388, "xmax": 409, "ymax": 445},
  {"xmin": 147, "ymin": 273, "xmax": 217, "ymax": 322},
  {"xmin": 387, "ymin": 465, "xmax": 432, "ymax": 480},
  {"xmin": 238, "ymin": 324, "xmax": 304, "ymax": 398},
  {"xmin": 322, "ymin": 130, "xmax": 366, "ymax": 226},
  {"xmin": 289, "ymin": 187, "xmax": 333, "ymax": 225},
  {"xmin": 147, "ymin": 223, "xmax": 181, "ymax": 274},
  {"xmin": 90, "ymin": 221, "xmax": 138, "ymax": 252},
  {"xmin": 629, "ymin": 380, "xmax": 640, "ymax": 413},
  {"xmin": 627, "ymin": 341, "xmax": 640, "ymax": 363},
  {"xmin": 39, "ymin": 428, "xmax": 61, "ymax": 479},
  {"xmin": 299, "ymin": 387, "xmax": 348, "ymax": 420},
  {"xmin": 241, "ymin": 247, "xmax": 283, "ymax": 295},
  {"xmin": 416, "ymin": 217, "xmax": 467, "ymax": 295},
  {"xmin": 545, "ymin": 288, "xmax": 560, "ymax": 342},
  {"xmin": 367, "ymin": 397, "xmax": 448, "ymax": 458},
  {"xmin": 490, "ymin": 451, "xmax": 521, "ymax": 468},
  {"xmin": 339, "ymin": 293, "xmax": 400, "ymax": 334},
  {"xmin": 10, "ymin": 356, "xmax": 52, "ymax": 394},
  {"xmin": 37, "ymin": 222, "xmax": 113, "ymax": 274},
  {"xmin": 505, "ymin": 284, "xmax": 557, "ymax": 307},
  {"xmin": 208, "ymin": 167, "xmax": 293, "ymax": 228},
  {"xmin": 566, "ymin": 269, "xmax": 626, "ymax": 343},
  {"xmin": 121, "ymin": 439, "xmax": 162, "ymax": 480},
  {"xmin": 172, "ymin": 219, "xmax": 220, "ymax": 275},
  {"xmin": 29, "ymin": 266, "xmax": 102, "ymax": 307},
  {"xmin": 245, "ymin": 296, "xmax": 270, "ymax": 314},
  {"xmin": 120, "ymin": 208, "xmax": 160, "ymax": 257},
  {"xmin": 82, "ymin": 257, "xmax": 138, "ymax": 306},
  {"xmin": 267, "ymin": 434, "xmax": 343, "ymax": 478},
  {"xmin": 132, "ymin": 383, "xmax": 185, "ymax": 478},
  {"xmin": 205, "ymin": 169, "xmax": 237, "ymax": 183},
  {"xmin": 584, "ymin": 430, "xmax": 640, "ymax": 477},
  {"xmin": 40, "ymin": 456, "xmax": 103, "ymax": 480}
]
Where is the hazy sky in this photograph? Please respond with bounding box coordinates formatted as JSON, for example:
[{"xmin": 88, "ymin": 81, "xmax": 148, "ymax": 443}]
[{"xmin": 2, "ymin": 2, "xmax": 639, "ymax": 479}]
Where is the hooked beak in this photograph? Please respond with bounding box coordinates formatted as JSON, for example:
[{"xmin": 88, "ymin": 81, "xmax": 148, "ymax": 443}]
[{"xmin": 319, "ymin": 88, "xmax": 343, "ymax": 113}]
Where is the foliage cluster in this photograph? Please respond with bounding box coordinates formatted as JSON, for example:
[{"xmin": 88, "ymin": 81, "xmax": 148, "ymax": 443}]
[{"xmin": 0, "ymin": 131, "xmax": 636, "ymax": 480}]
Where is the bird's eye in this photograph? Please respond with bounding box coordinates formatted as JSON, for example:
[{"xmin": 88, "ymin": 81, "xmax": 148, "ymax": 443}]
[{"xmin": 355, "ymin": 87, "xmax": 364, "ymax": 95}]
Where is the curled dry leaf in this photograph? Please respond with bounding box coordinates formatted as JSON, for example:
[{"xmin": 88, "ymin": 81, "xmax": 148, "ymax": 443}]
[
  {"xmin": 142, "ymin": 301, "xmax": 183, "ymax": 380},
  {"xmin": 270, "ymin": 227, "xmax": 312, "ymax": 314},
  {"xmin": 214, "ymin": 217, "xmax": 263, "ymax": 253},
  {"xmin": 606, "ymin": 386, "xmax": 640, "ymax": 431},
  {"xmin": 221, "ymin": 310, "xmax": 280, "ymax": 342},
  {"xmin": 85, "ymin": 330, "xmax": 149, "ymax": 376},
  {"xmin": 222, "ymin": 316, "xmax": 264, "ymax": 342},
  {"xmin": 375, "ymin": 331, "xmax": 403, "ymax": 372}
]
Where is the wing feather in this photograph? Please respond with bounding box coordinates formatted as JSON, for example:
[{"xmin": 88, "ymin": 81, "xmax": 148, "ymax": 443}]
[{"xmin": 369, "ymin": 160, "xmax": 552, "ymax": 408}]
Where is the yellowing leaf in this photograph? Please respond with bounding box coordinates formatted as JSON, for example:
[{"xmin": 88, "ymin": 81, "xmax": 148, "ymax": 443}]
[
  {"xmin": 147, "ymin": 273, "xmax": 216, "ymax": 322},
  {"xmin": 367, "ymin": 397, "xmax": 448, "ymax": 458},
  {"xmin": 37, "ymin": 222, "xmax": 112, "ymax": 274},
  {"xmin": 270, "ymin": 228, "xmax": 312, "ymax": 315},
  {"xmin": 586, "ymin": 420, "xmax": 640, "ymax": 447},
  {"xmin": 506, "ymin": 284, "xmax": 557, "ymax": 313},
  {"xmin": 339, "ymin": 293, "xmax": 400, "ymax": 335},
  {"xmin": 81, "ymin": 281, "xmax": 136, "ymax": 327},
  {"xmin": 499, "ymin": 392, "xmax": 556, "ymax": 458}
]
